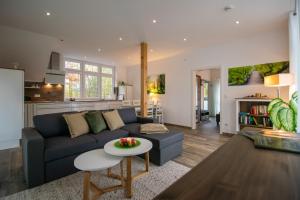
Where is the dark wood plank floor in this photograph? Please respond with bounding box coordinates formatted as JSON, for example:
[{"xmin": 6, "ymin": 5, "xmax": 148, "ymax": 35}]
[
  {"xmin": 171, "ymin": 118, "xmax": 232, "ymax": 168},
  {"xmin": 0, "ymin": 118, "xmax": 232, "ymax": 198}
]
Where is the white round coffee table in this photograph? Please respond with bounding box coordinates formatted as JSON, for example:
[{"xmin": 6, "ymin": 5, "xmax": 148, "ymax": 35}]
[
  {"xmin": 74, "ymin": 149, "xmax": 124, "ymax": 200},
  {"xmin": 104, "ymin": 138, "xmax": 153, "ymax": 198}
]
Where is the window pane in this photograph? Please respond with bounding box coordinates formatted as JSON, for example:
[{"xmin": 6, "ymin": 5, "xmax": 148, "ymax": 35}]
[
  {"xmin": 204, "ymin": 82, "xmax": 208, "ymax": 97},
  {"xmin": 204, "ymin": 100, "xmax": 208, "ymax": 110},
  {"xmin": 85, "ymin": 64, "xmax": 98, "ymax": 72},
  {"xmin": 65, "ymin": 73, "xmax": 81, "ymax": 98},
  {"xmin": 101, "ymin": 76, "xmax": 113, "ymax": 99},
  {"xmin": 65, "ymin": 61, "xmax": 80, "ymax": 70},
  {"xmin": 102, "ymin": 67, "xmax": 113, "ymax": 74},
  {"xmin": 85, "ymin": 75, "xmax": 98, "ymax": 98}
]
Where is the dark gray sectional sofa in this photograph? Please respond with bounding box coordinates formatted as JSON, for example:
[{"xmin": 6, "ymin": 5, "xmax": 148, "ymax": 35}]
[{"xmin": 22, "ymin": 107, "xmax": 184, "ymax": 188}]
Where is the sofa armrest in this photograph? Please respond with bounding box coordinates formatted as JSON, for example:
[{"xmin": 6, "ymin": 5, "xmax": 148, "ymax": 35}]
[
  {"xmin": 137, "ymin": 117, "xmax": 156, "ymax": 124},
  {"xmin": 22, "ymin": 128, "xmax": 45, "ymax": 188}
]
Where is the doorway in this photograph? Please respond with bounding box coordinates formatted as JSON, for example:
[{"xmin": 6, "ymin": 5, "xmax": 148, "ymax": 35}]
[{"xmin": 192, "ymin": 68, "xmax": 221, "ymax": 133}]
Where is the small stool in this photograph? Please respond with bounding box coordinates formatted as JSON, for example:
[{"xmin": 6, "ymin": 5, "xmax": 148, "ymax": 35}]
[{"xmin": 74, "ymin": 149, "xmax": 124, "ymax": 200}]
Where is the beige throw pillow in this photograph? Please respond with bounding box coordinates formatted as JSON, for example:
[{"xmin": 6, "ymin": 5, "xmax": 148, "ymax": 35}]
[
  {"xmin": 63, "ymin": 112, "xmax": 89, "ymax": 138},
  {"xmin": 102, "ymin": 110, "xmax": 125, "ymax": 131},
  {"xmin": 140, "ymin": 123, "xmax": 169, "ymax": 134}
]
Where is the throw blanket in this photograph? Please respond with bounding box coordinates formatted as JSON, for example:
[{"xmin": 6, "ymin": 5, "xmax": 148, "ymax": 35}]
[{"xmin": 140, "ymin": 123, "xmax": 169, "ymax": 134}]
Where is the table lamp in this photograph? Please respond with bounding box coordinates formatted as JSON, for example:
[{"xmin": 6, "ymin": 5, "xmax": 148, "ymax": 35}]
[{"xmin": 264, "ymin": 73, "xmax": 294, "ymax": 97}]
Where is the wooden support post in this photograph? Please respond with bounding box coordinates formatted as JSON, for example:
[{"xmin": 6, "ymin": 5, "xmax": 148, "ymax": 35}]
[{"xmin": 141, "ymin": 42, "xmax": 148, "ymax": 117}]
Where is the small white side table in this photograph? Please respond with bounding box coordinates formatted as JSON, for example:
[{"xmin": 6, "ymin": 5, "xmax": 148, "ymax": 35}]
[
  {"xmin": 104, "ymin": 138, "xmax": 153, "ymax": 198},
  {"xmin": 74, "ymin": 149, "xmax": 124, "ymax": 200}
]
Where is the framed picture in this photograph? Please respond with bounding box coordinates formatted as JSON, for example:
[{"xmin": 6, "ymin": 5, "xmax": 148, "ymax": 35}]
[
  {"xmin": 228, "ymin": 61, "xmax": 289, "ymax": 86},
  {"xmin": 147, "ymin": 74, "xmax": 165, "ymax": 94}
]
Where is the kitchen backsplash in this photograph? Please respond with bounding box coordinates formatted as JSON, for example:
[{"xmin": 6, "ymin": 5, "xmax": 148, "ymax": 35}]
[{"xmin": 25, "ymin": 81, "xmax": 64, "ymax": 101}]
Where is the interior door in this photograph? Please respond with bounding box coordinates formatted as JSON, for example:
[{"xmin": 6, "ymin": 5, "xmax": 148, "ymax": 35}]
[{"xmin": 196, "ymin": 75, "xmax": 201, "ymax": 123}]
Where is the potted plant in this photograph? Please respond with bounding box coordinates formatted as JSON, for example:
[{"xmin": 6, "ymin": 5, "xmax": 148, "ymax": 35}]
[{"xmin": 268, "ymin": 91, "xmax": 298, "ymax": 132}]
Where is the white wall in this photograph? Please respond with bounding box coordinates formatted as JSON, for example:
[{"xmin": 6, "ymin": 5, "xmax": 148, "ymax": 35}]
[
  {"xmin": 126, "ymin": 29, "xmax": 290, "ymax": 133},
  {"xmin": 0, "ymin": 25, "xmax": 127, "ymax": 83},
  {"xmin": 196, "ymin": 70, "xmax": 211, "ymax": 81}
]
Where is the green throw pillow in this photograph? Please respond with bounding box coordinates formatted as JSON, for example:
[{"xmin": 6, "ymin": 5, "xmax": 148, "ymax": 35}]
[{"xmin": 84, "ymin": 111, "xmax": 107, "ymax": 133}]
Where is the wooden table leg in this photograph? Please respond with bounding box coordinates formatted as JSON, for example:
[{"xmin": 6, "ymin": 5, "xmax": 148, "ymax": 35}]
[
  {"xmin": 120, "ymin": 160, "xmax": 125, "ymax": 187},
  {"xmin": 145, "ymin": 151, "xmax": 149, "ymax": 172},
  {"xmin": 83, "ymin": 171, "xmax": 91, "ymax": 200},
  {"xmin": 126, "ymin": 156, "xmax": 132, "ymax": 198},
  {"xmin": 107, "ymin": 168, "xmax": 111, "ymax": 176}
]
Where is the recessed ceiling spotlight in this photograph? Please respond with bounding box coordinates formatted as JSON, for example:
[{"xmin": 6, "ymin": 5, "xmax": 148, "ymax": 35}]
[
  {"xmin": 97, "ymin": 48, "xmax": 101, "ymax": 52},
  {"xmin": 150, "ymin": 49, "xmax": 154, "ymax": 52},
  {"xmin": 45, "ymin": 12, "xmax": 51, "ymax": 16},
  {"xmin": 119, "ymin": 37, "xmax": 123, "ymax": 41},
  {"xmin": 183, "ymin": 38, "xmax": 187, "ymax": 41},
  {"xmin": 152, "ymin": 19, "xmax": 157, "ymax": 23},
  {"xmin": 235, "ymin": 20, "xmax": 240, "ymax": 24}
]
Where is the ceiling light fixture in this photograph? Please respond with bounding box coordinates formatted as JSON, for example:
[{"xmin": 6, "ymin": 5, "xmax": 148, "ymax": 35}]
[
  {"xmin": 150, "ymin": 49, "xmax": 154, "ymax": 52},
  {"xmin": 152, "ymin": 19, "xmax": 157, "ymax": 23},
  {"xmin": 235, "ymin": 20, "xmax": 240, "ymax": 24},
  {"xmin": 183, "ymin": 38, "xmax": 187, "ymax": 41},
  {"xmin": 45, "ymin": 12, "xmax": 51, "ymax": 16},
  {"xmin": 84, "ymin": 56, "xmax": 87, "ymax": 59},
  {"xmin": 119, "ymin": 37, "xmax": 123, "ymax": 41},
  {"xmin": 98, "ymin": 48, "xmax": 101, "ymax": 52}
]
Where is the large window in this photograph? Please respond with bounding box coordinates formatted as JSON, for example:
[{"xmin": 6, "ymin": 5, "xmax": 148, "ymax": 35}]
[{"xmin": 64, "ymin": 59, "xmax": 115, "ymax": 99}]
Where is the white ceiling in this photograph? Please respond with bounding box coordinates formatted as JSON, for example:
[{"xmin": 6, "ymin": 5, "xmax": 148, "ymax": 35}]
[{"xmin": 0, "ymin": 0, "xmax": 293, "ymax": 67}]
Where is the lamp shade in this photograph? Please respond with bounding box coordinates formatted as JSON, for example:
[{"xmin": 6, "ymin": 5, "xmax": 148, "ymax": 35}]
[{"xmin": 264, "ymin": 73, "xmax": 294, "ymax": 87}]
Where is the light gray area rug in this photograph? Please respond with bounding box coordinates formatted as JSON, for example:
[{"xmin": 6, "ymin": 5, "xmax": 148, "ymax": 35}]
[{"xmin": 3, "ymin": 158, "xmax": 190, "ymax": 200}]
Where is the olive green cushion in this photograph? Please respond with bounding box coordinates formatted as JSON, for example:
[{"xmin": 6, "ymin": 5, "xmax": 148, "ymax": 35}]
[{"xmin": 84, "ymin": 111, "xmax": 107, "ymax": 133}]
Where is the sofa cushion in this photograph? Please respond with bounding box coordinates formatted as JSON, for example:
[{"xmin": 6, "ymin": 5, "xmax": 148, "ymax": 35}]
[
  {"xmin": 121, "ymin": 123, "xmax": 141, "ymax": 134},
  {"xmin": 44, "ymin": 135, "xmax": 97, "ymax": 162},
  {"xmin": 63, "ymin": 112, "xmax": 90, "ymax": 138},
  {"xmin": 129, "ymin": 129, "xmax": 184, "ymax": 149},
  {"xmin": 33, "ymin": 112, "xmax": 75, "ymax": 138},
  {"xmin": 118, "ymin": 107, "xmax": 137, "ymax": 124},
  {"xmin": 90, "ymin": 129, "xmax": 129, "ymax": 147},
  {"xmin": 102, "ymin": 110, "xmax": 125, "ymax": 131},
  {"xmin": 84, "ymin": 111, "xmax": 107, "ymax": 133}
]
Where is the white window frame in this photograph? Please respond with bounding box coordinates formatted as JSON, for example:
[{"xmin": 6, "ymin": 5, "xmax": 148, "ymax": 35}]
[{"xmin": 64, "ymin": 58, "xmax": 115, "ymax": 100}]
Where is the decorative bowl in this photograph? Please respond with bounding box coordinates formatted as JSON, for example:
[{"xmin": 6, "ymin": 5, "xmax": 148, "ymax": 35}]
[{"xmin": 114, "ymin": 137, "xmax": 141, "ymax": 149}]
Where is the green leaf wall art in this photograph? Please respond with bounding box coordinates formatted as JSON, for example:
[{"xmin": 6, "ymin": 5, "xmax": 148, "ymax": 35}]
[
  {"xmin": 268, "ymin": 91, "xmax": 298, "ymax": 132},
  {"xmin": 228, "ymin": 61, "xmax": 289, "ymax": 86}
]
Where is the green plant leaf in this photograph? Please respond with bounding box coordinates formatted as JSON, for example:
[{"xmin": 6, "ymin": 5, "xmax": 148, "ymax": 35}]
[
  {"xmin": 278, "ymin": 108, "xmax": 296, "ymax": 132},
  {"xmin": 292, "ymin": 91, "xmax": 299, "ymax": 101},
  {"xmin": 289, "ymin": 91, "xmax": 299, "ymax": 115},
  {"xmin": 269, "ymin": 101, "xmax": 288, "ymax": 129},
  {"xmin": 290, "ymin": 99, "xmax": 297, "ymax": 115},
  {"xmin": 267, "ymin": 98, "xmax": 283, "ymax": 113}
]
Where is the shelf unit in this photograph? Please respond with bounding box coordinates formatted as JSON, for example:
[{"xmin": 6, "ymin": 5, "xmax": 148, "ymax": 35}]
[{"xmin": 236, "ymin": 98, "xmax": 272, "ymax": 132}]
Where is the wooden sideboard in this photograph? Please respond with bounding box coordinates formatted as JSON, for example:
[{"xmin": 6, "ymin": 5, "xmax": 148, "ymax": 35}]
[
  {"xmin": 24, "ymin": 101, "xmax": 122, "ymax": 127},
  {"xmin": 155, "ymin": 134, "xmax": 300, "ymax": 200}
]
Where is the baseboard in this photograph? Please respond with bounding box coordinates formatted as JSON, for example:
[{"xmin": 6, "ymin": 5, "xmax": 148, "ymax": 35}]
[
  {"xmin": 0, "ymin": 139, "xmax": 20, "ymax": 150},
  {"xmin": 164, "ymin": 123, "xmax": 192, "ymax": 129}
]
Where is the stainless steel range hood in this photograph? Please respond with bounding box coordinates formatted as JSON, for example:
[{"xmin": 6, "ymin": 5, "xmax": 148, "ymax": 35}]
[{"xmin": 45, "ymin": 52, "xmax": 65, "ymax": 84}]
